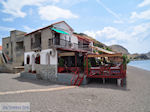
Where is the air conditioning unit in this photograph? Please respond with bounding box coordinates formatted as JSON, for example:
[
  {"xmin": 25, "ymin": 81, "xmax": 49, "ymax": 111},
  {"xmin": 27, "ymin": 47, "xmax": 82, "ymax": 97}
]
[{"xmin": 50, "ymin": 48, "xmax": 56, "ymax": 57}]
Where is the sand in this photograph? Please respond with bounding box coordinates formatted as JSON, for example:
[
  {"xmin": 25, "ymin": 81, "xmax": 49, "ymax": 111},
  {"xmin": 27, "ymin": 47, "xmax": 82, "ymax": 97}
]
[{"xmin": 0, "ymin": 65, "xmax": 150, "ymax": 112}]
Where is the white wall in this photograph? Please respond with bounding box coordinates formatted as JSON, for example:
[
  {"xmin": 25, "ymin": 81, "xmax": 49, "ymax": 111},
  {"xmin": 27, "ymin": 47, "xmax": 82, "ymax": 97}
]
[
  {"xmin": 40, "ymin": 49, "xmax": 57, "ymax": 65},
  {"xmin": 53, "ymin": 22, "xmax": 78, "ymax": 45},
  {"xmin": 24, "ymin": 49, "xmax": 57, "ymax": 65},
  {"xmin": 24, "ymin": 51, "xmax": 35, "ymax": 65},
  {"xmin": 53, "ymin": 22, "xmax": 72, "ymax": 35},
  {"xmin": 71, "ymin": 35, "xmax": 78, "ymax": 44}
]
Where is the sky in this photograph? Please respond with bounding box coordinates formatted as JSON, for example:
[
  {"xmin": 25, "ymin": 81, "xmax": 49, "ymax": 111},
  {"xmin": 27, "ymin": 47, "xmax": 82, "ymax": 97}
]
[{"xmin": 0, "ymin": 0, "xmax": 150, "ymax": 54}]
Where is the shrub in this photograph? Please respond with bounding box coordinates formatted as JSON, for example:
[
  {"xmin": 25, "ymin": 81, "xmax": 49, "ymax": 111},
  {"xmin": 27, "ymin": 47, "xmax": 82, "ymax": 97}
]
[{"xmin": 58, "ymin": 58, "xmax": 64, "ymax": 67}]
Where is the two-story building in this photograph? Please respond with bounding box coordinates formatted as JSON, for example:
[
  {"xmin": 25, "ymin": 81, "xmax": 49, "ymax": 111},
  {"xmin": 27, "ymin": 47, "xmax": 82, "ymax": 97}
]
[
  {"xmin": 23, "ymin": 21, "xmax": 93, "ymax": 81},
  {"xmin": 2, "ymin": 30, "xmax": 26, "ymax": 66}
]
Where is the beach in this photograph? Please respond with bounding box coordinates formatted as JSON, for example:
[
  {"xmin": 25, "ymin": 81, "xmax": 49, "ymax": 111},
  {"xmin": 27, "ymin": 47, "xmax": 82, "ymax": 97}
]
[{"xmin": 0, "ymin": 65, "xmax": 150, "ymax": 112}]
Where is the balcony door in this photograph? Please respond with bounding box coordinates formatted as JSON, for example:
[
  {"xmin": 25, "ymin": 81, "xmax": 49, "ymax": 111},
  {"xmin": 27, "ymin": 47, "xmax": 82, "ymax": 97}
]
[{"xmin": 55, "ymin": 33, "xmax": 60, "ymax": 45}]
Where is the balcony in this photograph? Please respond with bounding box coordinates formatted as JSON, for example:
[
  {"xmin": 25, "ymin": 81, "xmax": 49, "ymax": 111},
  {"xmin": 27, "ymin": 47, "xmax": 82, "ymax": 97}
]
[
  {"xmin": 31, "ymin": 43, "xmax": 41, "ymax": 50},
  {"xmin": 49, "ymin": 38, "xmax": 92, "ymax": 52}
]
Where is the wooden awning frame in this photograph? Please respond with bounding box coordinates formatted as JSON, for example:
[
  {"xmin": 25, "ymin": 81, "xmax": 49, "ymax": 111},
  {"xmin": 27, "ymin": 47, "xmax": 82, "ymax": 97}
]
[
  {"xmin": 58, "ymin": 52, "xmax": 75, "ymax": 57},
  {"xmin": 87, "ymin": 53, "xmax": 123, "ymax": 58}
]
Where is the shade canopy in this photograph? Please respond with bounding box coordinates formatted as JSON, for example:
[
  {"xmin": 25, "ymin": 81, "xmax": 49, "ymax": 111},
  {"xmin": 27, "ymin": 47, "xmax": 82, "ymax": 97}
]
[
  {"xmin": 51, "ymin": 28, "xmax": 69, "ymax": 35},
  {"xmin": 91, "ymin": 46, "xmax": 115, "ymax": 54}
]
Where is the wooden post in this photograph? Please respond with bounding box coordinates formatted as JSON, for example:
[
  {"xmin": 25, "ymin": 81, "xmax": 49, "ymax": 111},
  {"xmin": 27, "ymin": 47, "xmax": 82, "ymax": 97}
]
[
  {"xmin": 75, "ymin": 52, "xmax": 77, "ymax": 67},
  {"xmin": 86, "ymin": 55, "xmax": 88, "ymax": 76}
]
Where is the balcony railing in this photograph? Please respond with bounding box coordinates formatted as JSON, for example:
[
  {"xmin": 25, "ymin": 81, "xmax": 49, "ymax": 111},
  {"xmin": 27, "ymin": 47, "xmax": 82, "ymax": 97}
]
[
  {"xmin": 31, "ymin": 43, "xmax": 41, "ymax": 50},
  {"xmin": 49, "ymin": 38, "xmax": 92, "ymax": 52}
]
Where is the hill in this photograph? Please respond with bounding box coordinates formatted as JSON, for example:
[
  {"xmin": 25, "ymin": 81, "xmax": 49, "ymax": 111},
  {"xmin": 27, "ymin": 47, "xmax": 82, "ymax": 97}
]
[{"xmin": 109, "ymin": 45, "xmax": 129, "ymax": 54}]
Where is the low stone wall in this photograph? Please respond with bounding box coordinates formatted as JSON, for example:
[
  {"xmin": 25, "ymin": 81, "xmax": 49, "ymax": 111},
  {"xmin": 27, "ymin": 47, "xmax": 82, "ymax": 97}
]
[
  {"xmin": 24, "ymin": 64, "xmax": 32, "ymax": 72},
  {"xmin": 23, "ymin": 64, "xmax": 88, "ymax": 85},
  {"xmin": 0, "ymin": 64, "xmax": 14, "ymax": 73},
  {"xmin": 24, "ymin": 64, "xmax": 57, "ymax": 82}
]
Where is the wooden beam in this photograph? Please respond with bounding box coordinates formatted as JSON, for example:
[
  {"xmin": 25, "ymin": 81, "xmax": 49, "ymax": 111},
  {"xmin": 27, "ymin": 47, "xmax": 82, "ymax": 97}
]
[
  {"xmin": 58, "ymin": 52, "xmax": 75, "ymax": 57},
  {"xmin": 87, "ymin": 53, "xmax": 123, "ymax": 58}
]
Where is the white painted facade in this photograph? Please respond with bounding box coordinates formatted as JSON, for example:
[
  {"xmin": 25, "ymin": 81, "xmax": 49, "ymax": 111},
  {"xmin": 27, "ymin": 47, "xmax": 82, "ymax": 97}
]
[
  {"xmin": 53, "ymin": 22, "xmax": 78, "ymax": 44},
  {"xmin": 24, "ymin": 49, "xmax": 57, "ymax": 65},
  {"xmin": 24, "ymin": 21, "xmax": 92, "ymax": 75}
]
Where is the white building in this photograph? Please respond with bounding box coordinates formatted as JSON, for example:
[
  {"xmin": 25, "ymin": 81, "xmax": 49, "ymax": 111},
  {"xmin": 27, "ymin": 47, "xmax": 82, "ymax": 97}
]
[{"xmin": 23, "ymin": 21, "xmax": 93, "ymax": 81}]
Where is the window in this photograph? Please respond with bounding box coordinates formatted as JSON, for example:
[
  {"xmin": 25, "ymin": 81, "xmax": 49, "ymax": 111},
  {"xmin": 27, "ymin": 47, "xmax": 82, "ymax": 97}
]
[
  {"xmin": 31, "ymin": 32, "xmax": 41, "ymax": 49},
  {"xmin": 48, "ymin": 39, "xmax": 53, "ymax": 47},
  {"xmin": 6, "ymin": 43, "xmax": 9, "ymax": 48},
  {"xmin": 35, "ymin": 54, "xmax": 40, "ymax": 64},
  {"xmin": 16, "ymin": 41, "xmax": 24, "ymax": 50},
  {"xmin": 54, "ymin": 33, "xmax": 60, "ymax": 45},
  {"xmin": 26, "ymin": 55, "xmax": 30, "ymax": 64},
  {"xmin": 35, "ymin": 33, "xmax": 41, "ymax": 44}
]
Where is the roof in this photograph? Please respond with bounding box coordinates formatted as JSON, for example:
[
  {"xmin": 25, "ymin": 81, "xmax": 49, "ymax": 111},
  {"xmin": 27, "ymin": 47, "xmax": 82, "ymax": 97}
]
[
  {"xmin": 73, "ymin": 34, "xmax": 93, "ymax": 42},
  {"xmin": 0, "ymin": 46, "xmax": 2, "ymax": 50},
  {"xmin": 73, "ymin": 33, "xmax": 106, "ymax": 47},
  {"xmin": 25, "ymin": 21, "xmax": 74, "ymax": 36},
  {"xmin": 57, "ymin": 47, "xmax": 88, "ymax": 53}
]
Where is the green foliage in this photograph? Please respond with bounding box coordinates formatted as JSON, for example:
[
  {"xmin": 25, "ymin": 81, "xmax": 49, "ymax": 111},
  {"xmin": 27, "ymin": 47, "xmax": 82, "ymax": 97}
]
[
  {"xmin": 93, "ymin": 43, "xmax": 104, "ymax": 48},
  {"xmin": 122, "ymin": 55, "xmax": 130, "ymax": 70},
  {"xmin": 58, "ymin": 58, "xmax": 64, "ymax": 67},
  {"xmin": 84, "ymin": 59, "xmax": 91, "ymax": 71},
  {"xmin": 98, "ymin": 50, "xmax": 103, "ymax": 54},
  {"xmin": 105, "ymin": 47, "xmax": 112, "ymax": 51},
  {"xmin": 123, "ymin": 55, "xmax": 130, "ymax": 64},
  {"xmin": 93, "ymin": 50, "xmax": 97, "ymax": 53}
]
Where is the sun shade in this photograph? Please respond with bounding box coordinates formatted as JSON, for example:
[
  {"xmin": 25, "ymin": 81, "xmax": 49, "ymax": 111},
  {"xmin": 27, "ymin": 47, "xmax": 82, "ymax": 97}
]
[{"xmin": 51, "ymin": 28, "xmax": 69, "ymax": 35}]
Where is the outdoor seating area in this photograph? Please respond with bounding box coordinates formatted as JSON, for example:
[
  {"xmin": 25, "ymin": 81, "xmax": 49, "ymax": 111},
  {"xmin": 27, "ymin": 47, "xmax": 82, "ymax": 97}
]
[
  {"xmin": 57, "ymin": 48, "xmax": 127, "ymax": 86},
  {"xmin": 84, "ymin": 53, "xmax": 127, "ymax": 86}
]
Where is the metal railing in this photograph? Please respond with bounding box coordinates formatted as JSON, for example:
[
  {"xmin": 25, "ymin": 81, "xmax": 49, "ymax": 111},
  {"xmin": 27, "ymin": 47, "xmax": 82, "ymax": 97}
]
[
  {"xmin": 31, "ymin": 43, "xmax": 41, "ymax": 50},
  {"xmin": 49, "ymin": 38, "xmax": 92, "ymax": 52}
]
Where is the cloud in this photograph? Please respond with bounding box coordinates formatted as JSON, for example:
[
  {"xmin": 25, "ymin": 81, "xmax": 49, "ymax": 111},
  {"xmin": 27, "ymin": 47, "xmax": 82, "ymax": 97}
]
[
  {"xmin": 0, "ymin": 0, "xmax": 58, "ymax": 18},
  {"xmin": 113, "ymin": 20, "xmax": 124, "ymax": 24},
  {"xmin": 0, "ymin": 26, "xmax": 14, "ymax": 31},
  {"xmin": 131, "ymin": 23, "xmax": 150, "ymax": 37},
  {"xmin": 84, "ymin": 23, "xmax": 150, "ymax": 53},
  {"xmin": 96, "ymin": 0, "xmax": 123, "ymax": 23},
  {"xmin": 23, "ymin": 26, "xmax": 35, "ymax": 33},
  {"xmin": 138, "ymin": 0, "xmax": 150, "ymax": 7},
  {"xmin": 130, "ymin": 0, "xmax": 150, "ymax": 22},
  {"xmin": 131, "ymin": 9, "xmax": 150, "ymax": 20},
  {"xmin": 38, "ymin": 5, "xmax": 78, "ymax": 21},
  {"xmin": 85, "ymin": 27, "xmax": 130, "ymax": 41},
  {"xmin": 0, "ymin": 0, "xmax": 80, "ymax": 21},
  {"xmin": 2, "ymin": 17, "xmax": 14, "ymax": 22}
]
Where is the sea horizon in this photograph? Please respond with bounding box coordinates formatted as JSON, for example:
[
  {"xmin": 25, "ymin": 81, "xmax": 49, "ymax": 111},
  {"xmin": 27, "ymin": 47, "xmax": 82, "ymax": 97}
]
[{"xmin": 128, "ymin": 59, "xmax": 150, "ymax": 72}]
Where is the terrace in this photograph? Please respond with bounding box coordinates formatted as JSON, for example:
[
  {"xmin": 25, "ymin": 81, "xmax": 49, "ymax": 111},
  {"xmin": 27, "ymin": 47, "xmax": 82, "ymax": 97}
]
[{"xmin": 48, "ymin": 37, "xmax": 92, "ymax": 52}]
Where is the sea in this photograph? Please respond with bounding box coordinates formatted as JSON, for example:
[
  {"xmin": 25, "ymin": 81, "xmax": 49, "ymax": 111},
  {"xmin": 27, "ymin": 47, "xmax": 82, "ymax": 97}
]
[{"xmin": 128, "ymin": 60, "xmax": 150, "ymax": 71}]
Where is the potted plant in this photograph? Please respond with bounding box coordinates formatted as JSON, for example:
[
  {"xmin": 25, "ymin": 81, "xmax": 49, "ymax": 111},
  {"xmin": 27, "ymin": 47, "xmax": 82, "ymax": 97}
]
[
  {"xmin": 122, "ymin": 55, "xmax": 130, "ymax": 70},
  {"xmin": 32, "ymin": 70, "xmax": 36, "ymax": 74},
  {"xmin": 84, "ymin": 59, "xmax": 91, "ymax": 73},
  {"xmin": 58, "ymin": 58, "xmax": 65, "ymax": 73}
]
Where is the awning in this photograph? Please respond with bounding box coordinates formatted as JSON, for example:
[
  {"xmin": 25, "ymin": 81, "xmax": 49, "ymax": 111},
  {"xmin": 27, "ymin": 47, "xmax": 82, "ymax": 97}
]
[
  {"xmin": 91, "ymin": 46, "xmax": 115, "ymax": 54},
  {"xmin": 51, "ymin": 28, "xmax": 69, "ymax": 35}
]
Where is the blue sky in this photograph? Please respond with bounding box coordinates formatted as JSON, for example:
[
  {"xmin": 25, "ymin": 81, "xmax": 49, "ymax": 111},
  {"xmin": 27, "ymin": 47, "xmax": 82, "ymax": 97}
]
[{"xmin": 0, "ymin": 0, "xmax": 150, "ymax": 54}]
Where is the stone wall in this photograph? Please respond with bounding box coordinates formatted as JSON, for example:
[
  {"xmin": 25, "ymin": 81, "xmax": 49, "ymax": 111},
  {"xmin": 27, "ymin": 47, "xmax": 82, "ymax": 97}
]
[
  {"xmin": 24, "ymin": 64, "xmax": 32, "ymax": 72},
  {"xmin": 24, "ymin": 64, "xmax": 57, "ymax": 82}
]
